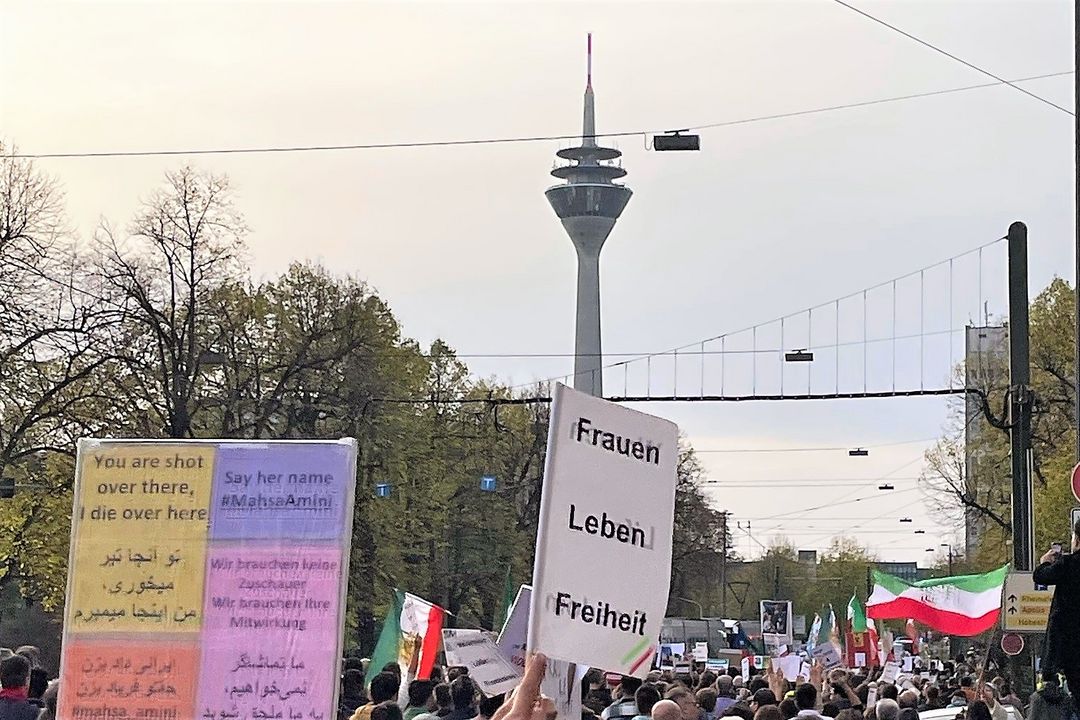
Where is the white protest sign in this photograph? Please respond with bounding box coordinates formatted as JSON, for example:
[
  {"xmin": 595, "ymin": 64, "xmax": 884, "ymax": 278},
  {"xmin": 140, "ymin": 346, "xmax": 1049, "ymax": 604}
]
[
  {"xmin": 498, "ymin": 585, "xmax": 531, "ymax": 670},
  {"xmin": 528, "ymin": 384, "xmax": 678, "ymax": 677},
  {"xmin": 778, "ymin": 656, "xmax": 803, "ymax": 682},
  {"xmin": 866, "ymin": 687, "xmax": 878, "ymax": 708},
  {"xmin": 854, "ymin": 652, "xmax": 867, "ymax": 669},
  {"xmin": 902, "ymin": 656, "xmax": 914, "ymax": 673},
  {"xmin": 741, "ymin": 657, "xmax": 750, "ymax": 682},
  {"xmin": 443, "ymin": 629, "xmax": 522, "ymax": 696},
  {"xmin": 694, "ymin": 642, "xmax": 709, "ymax": 662},
  {"xmin": 812, "ymin": 641, "xmax": 842, "ymax": 668},
  {"xmin": 498, "ymin": 584, "xmax": 585, "ymax": 719},
  {"xmin": 881, "ymin": 662, "xmax": 901, "ymax": 684}
]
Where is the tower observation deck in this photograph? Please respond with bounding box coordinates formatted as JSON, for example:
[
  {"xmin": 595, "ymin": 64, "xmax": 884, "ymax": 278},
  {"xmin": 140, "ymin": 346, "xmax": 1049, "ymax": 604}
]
[{"xmin": 545, "ymin": 33, "xmax": 632, "ymax": 397}]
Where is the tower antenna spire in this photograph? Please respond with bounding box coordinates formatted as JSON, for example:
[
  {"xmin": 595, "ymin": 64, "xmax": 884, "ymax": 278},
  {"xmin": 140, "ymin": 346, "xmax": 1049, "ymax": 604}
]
[{"xmin": 587, "ymin": 32, "xmax": 592, "ymax": 88}]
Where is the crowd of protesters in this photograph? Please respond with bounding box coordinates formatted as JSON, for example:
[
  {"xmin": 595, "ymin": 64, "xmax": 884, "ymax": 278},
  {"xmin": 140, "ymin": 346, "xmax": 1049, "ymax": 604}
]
[
  {"xmin": 0, "ymin": 646, "xmax": 55, "ymax": 720},
  {"xmin": 331, "ymin": 652, "xmax": 1078, "ymax": 720}
]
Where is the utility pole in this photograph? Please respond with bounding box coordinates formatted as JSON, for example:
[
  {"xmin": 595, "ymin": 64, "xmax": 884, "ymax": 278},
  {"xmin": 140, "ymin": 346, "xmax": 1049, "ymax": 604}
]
[
  {"xmin": 1075, "ymin": 0, "xmax": 1079, "ymax": 465},
  {"xmin": 720, "ymin": 511, "xmax": 729, "ymax": 618},
  {"xmin": 1007, "ymin": 221, "xmax": 1036, "ymax": 695},
  {"xmin": 1008, "ymin": 222, "xmax": 1034, "ymax": 574},
  {"xmin": 773, "ymin": 564, "xmax": 781, "ymax": 599}
]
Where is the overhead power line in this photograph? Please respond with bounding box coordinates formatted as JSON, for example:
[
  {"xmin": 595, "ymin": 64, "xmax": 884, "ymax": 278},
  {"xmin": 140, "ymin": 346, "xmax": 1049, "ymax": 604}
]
[
  {"xmin": 9, "ymin": 72, "xmax": 1070, "ymax": 160},
  {"xmin": 694, "ymin": 437, "xmax": 937, "ymax": 453},
  {"xmin": 829, "ymin": 0, "xmax": 1072, "ymax": 116}
]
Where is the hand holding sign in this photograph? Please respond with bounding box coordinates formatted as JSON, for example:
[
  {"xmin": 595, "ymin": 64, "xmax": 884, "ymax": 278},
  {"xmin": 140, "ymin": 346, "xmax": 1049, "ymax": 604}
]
[{"xmin": 494, "ymin": 654, "xmax": 554, "ymax": 720}]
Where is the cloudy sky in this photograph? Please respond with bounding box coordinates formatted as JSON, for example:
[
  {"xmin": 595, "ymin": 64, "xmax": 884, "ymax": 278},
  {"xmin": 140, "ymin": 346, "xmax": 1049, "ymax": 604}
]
[{"xmin": 3, "ymin": 0, "xmax": 1074, "ymax": 564}]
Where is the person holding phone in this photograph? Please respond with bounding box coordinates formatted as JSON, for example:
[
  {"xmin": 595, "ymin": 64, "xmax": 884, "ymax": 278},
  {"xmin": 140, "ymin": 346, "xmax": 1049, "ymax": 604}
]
[{"xmin": 1033, "ymin": 517, "xmax": 1080, "ymax": 713}]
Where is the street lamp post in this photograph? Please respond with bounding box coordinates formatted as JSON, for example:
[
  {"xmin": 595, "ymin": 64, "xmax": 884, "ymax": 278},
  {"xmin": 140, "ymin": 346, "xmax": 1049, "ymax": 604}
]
[{"xmin": 674, "ymin": 596, "xmax": 704, "ymax": 619}]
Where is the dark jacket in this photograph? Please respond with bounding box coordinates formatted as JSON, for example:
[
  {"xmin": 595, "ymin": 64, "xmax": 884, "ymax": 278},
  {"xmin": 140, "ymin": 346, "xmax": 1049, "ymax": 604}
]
[
  {"xmin": 1027, "ymin": 682, "xmax": 1072, "ymax": 720},
  {"xmin": 1033, "ymin": 551, "xmax": 1080, "ymax": 672},
  {"xmin": 0, "ymin": 697, "xmax": 41, "ymax": 720}
]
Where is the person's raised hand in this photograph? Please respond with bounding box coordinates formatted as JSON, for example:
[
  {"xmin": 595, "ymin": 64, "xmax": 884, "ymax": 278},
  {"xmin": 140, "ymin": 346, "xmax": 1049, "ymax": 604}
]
[
  {"xmin": 809, "ymin": 662, "xmax": 825, "ymax": 690},
  {"xmin": 1039, "ymin": 547, "xmax": 1059, "ymax": 565},
  {"xmin": 493, "ymin": 653, "xmax": 554, "ymax": 720}
]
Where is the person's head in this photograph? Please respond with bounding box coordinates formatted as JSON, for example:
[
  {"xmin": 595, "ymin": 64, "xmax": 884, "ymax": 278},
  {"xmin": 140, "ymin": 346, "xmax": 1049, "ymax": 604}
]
[
  {"xmin": 28, "ymin": 668, "xmax": 48, "ymax": 700},
  {"xmin": 821, "ymin": 703, "xmax": 840, "ymax": 719},
  {"xmin": 733, "ymin": 677, "xmax": 745, "ymax": 690},
  {"xmin": 451, "ymin": 676, "xmax": 477, "ymax": 711},
  {"xmin": 479, "ymin": 694, "xmax": 505, "ymax": 720},
  {"xmin": 717, "ymin": 676, "xmax": 735, "ymax": 697},
  {"xmin": 754, "ymin": 706, "xmax": 784, "ymax": 720},
  {"xmin": 637, "ymin": 684, "xmax": 663, "ymax": 717},
  {"xmin": 448, "ymin": 666, "xmax": 469, "ymax": 683},
  {"xmin": 373, "ymin": 701, "xmax": 405, "ymax": 720},
  {"xmin": 370, "ymin": 672, "xmax": 401, "ymax": 704},
  {"xmin": 723, "ymin": 703, "xmax": 755, "ymax": 720},
  {"xmin": 584, "ymin": 669, "xmax": 605, "ymax": 689},
  {"xmin": 898, "ymin": 709, "xmax": 918, "ymax": 720},
  {"xmin": 898, "ymin": 691, "xmax": 919, "ymax": 710},
  {"xmin": 959, "ymin": 678, "xmax": 973, "ymax": 690},
  {"xmin": 980, "ymin": 684, "xmax": 998, "ymax": 705},
  {"xmin": 749, "ymin": 679, "xmax": 769, "ymax": 695},
  {"xmin": 14, "ymin": 646, "xmax": 40, "ymax": 669},
  {"xmin": 384, "ymin": 663, "xmax": 402, "ymax": 676},
  {"xmin": 344, "ymin": 670, "xmax": 365, "ymax": 696},
  {"xmin": 698, "ymin": 689, "xmax": 719, "ymax": 714},
  {"xmin": 39, "ymin": 680, "xmax": 58, "ymax": 720},
  {"xmin": 345, "ymin": 657, "xmax": 365, "ymax": 673},
  {"xmin": 653, "ymin": 699, "xmax": 684, "ymax": 720},
  {"xmin": 752, "ymin": 690, "xmax": 777, "ymax": 711},
  {"xmin": 994, "ymin": 680, "xmax": 1011, "ymax": 696},
  {"xmin": 434, "ymin": 684, "xmax": 453, "ymax": 711},
  {"xmin": 794, "ymin": 685, "xmax": 818, "ymax": 712},
  {"xmin": 0, "ymin": 654, "xmax": 31, "ymax": 690},
  {"xmin": 778, "ymin": 700, "xmax": 798, "ymax": 720},
  {"xmin": 666, "ymin": 687, "xmax": 699, "ymax": 720},
  {"xmin": 875, "ymin": 699, "xmax": 900, "ymax": 720},
  {"xmin": 409, "ymin": 680, "xmax": 436, "ymax": 710},
  {"xmin": 621, "ymin": 676, "xmax": 644, "ymax": 700},
  {"xmin": 881, "ymin": 685, "xmax": 898, "ymax": 701},
  {"xmin": 967, "ymin": 701, "xmax": 992, "ymax": 720},
  {"xmin": 925, "ymin": 687, "xmax": 940, "ymax": 703},
  {"xmin": 948, "ymin": 692, "xmax": 968, "ymax": 708},
  {"xmin": 699, "ymin": 672, "xmax": 718, "ymax": 690},
  {"xmin": 835, "ymin": 711, "xmax": 863, "ymax": 720}
]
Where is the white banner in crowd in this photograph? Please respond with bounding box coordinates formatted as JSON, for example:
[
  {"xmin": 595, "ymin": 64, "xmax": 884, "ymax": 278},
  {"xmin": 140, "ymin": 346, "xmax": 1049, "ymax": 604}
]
[
  {"xmin": 528, "ymin": 384, "xmax": 678, "ymax": 677},
  {"xmin": 443, "ymin": 629, "xmax": 522, "ymax": 696}
]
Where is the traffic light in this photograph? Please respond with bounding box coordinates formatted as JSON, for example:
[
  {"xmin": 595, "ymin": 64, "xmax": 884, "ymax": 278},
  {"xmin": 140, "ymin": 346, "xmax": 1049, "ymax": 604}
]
[{"xmin": 0, "ymin": 476, "xmax": 14, "ymax": 499}]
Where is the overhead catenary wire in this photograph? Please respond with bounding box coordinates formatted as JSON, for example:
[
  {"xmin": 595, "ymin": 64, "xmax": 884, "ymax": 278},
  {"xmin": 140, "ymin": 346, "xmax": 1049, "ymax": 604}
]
[
  {"xmin": 829, "ymin": 0, "xmax": 1073, "ymax": 116},
  {"xmin": 7, "ymin": 72, "xmax": 1069, "ymax": 159}
]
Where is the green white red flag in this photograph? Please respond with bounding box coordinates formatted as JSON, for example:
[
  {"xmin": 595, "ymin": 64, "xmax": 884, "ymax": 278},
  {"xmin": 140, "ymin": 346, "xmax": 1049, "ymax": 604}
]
[
  {"xmin": 369, "ymin": 590, "xmax": 447, "ymax": 682},
  {"xmin": 867, "ymin": 565, "xmax": 1007, "ymax": 637}
]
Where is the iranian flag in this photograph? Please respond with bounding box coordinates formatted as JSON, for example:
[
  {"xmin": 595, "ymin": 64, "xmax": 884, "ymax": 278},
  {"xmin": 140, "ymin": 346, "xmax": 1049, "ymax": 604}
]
[
  {"xmin": 867, "ymin": 565, "xmax": 1008, "ymax": 637},
  {"xmin": 845, "ymin": 594, "xmax": 879, "ymax": 667},
  {"xmin": 370, "ymin": 590, "xmax": 446, "ymax": 682}
]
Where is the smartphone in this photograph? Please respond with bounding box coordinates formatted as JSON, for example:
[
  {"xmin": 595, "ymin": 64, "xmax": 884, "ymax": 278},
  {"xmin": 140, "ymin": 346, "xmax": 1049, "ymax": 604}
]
[{"xmin": 1053, "ymin": 543, "xmax": 1063, "ymax": 555}]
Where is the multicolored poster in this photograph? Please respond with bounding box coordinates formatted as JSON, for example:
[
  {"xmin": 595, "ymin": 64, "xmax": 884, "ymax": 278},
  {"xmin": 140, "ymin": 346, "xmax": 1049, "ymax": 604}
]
[{"xmin": 58, "ymin": 439, "xmax": 357, "ymax": 720}]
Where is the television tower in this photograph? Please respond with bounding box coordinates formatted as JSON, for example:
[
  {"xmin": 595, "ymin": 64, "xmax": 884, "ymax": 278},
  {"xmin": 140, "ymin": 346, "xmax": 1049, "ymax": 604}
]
[{"xmin": 545, "ymin": 33, "xmax": 632, "ymax": 397}]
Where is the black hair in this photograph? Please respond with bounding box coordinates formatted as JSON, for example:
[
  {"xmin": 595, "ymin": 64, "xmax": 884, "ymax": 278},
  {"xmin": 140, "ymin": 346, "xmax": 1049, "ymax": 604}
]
[
  {"xmin": 0, "ymin": 655, "xmax": 30, "ymax": 689},
  {"xmin": 753, "ymin": 689, "xmax": 778, "ymax": 707},
  {"xmin": 344, "ymin": 669, "xmax": 366, "ymax": 695},
  {"xmin": 779, "ymin": 699, "xmax": 799, "ymax": 720},
  {"xmin": 451, "ymin": 676, "xmax": 477, "ymax": 710},
  {"xmin": 636, "ymin": 684, "xmax": 663, "ymax": 716},
  {"xmin": 479, "ymin": 694, "xmax": 506, "ymax": 719},
  {"xmin": 409, "ymin": 680, "xmax": 435, "ymax": 708},
  {"xmin": 621, "ymin": 676, "xmax": 644, "ymax": 695},
  {"xmin": 373, "ymin": 701, "xmax": 405, "ymax": 720},
  {"xmin": 370, "ymin": 672, "xmax": 401, "ymax": 704},
  {"xmin": 434, "ymin": 684, "xmax": 452, "ymax": 710},
  {"xmin": 822, "ymin": 703, "xmax": 841, "ymax": 718},
  {"xmin": 795, "ymin": 684, "xmax": 818, "ymax": 711},
  {"xmin": 882, "ymin": 685, "xmax": 899, "ymax": 701},
  {"xmin": 723, "ymin": 703, "xmax": 754, "ymax": 720},
  {"xmin": 749, "ymin": 679, "xmax": 769, "ymax": 694},
  {"xmin": 968, "ymin": 702, "xmax": 992, "ymax": 720},
  {"xmin": 29, "ymin": 668, "xmax": 48, "ymax": 699}
]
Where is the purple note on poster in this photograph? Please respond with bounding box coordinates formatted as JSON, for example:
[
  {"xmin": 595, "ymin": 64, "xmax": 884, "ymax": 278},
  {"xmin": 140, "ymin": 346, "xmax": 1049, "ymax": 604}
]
[
  {"xmin": 209, "ymin": 442, "xmax": 352, "ymax": 540},
  {"xmin": 196, "ymin": 544, "xmax": 343, "ymax": 720}
]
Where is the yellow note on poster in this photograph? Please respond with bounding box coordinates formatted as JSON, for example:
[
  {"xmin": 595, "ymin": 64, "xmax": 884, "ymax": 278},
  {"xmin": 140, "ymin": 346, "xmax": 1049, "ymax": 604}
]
[{"xmin": 67, "ymin": 443, "xmax": 214, "ymax": 633}]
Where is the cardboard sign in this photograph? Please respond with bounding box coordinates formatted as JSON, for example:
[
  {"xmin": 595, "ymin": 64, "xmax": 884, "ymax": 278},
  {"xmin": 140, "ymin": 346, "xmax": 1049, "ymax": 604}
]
[
  {"xmin": 706, "ymin": 659, "xmax": 730, "ymax": 672},
  {"xmin": 444, "ymin": 629, "xmax": 523, "ymax": 696},
  {"xmin": 812, "ymin": 642, "xmax": 841, "ymax": 668},
  {"xmin": 694, "ymin": 642, "xmax": 709, "ymax": 662},
  {"xmin": 529, "ymin": 385, "xmax": 678, "ymax": 676},
  {"xmin": 59, "ymin": 439, "xmax": 357, "ymax": 720},
  {"xmin": 760, "ymin": 600, "xmax": 794, "ymax": 645},
  {"xmin": 778, "ymin": 656, "xmax": 803, "ymax": 682}
]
